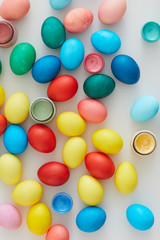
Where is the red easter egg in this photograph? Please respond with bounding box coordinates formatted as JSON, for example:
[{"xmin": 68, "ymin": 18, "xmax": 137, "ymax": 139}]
[
  {"xmin": 47, "ymin": 75, "xmax": 78, "ymax": 102},
  {"xmin": 46, "ymin": 224, "xmax": 69, "ymax": 240},
  {"xmin": 28, "ymin": 124, "xmax": 56, "ymax": 153},
  {"xmin": 38, "ymin": 162, "xmax": 70, "ymax": 186},
  {"xmin": 0, "ymin": 113, "xmax": 7, "ymax": 136},
  {"xmin": 85, "ymin": 152, "xmax": 115, "ymax": 180}
]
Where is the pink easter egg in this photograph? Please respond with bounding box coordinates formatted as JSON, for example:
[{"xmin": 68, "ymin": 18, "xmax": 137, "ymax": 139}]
[
  {"xmin": 46, "ymin": 224, "xmax": 69, "ymax": 240},
  {"xmin": 0, "ymin": 203, "xmax": 22, "ymax": 229},
  {"xmin": 98, "ymin": 0, "xmax": 126, "ymax": 25}
]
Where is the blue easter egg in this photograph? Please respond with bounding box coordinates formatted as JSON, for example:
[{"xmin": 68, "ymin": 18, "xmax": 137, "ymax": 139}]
[
  {"xmin": 91, "ymin": 30, "xmax": 121, "ymax": 54},
  {"xmin": 126, "ymin": 204, "xmax": 154, "ymax": 231},
  {"xmin": 49, "ymin": 0, "xmax": 72, "ymax": 10},
  {"xmin": 3, "ymin": 125, "xmax": 28, "ymax": 155},
  {"xmin": 111, "ymin": 54, "xmax": 140, "ymax": 84},
  {"xmin": 76, "ymin": 206, "xmax": 106, "ymax": 232},
  {"xmin": 32, "ymin": 55, "xmax": 61, "ymax": 83},
  {"xmin": 130, "ymin": 96, "xmax": 159, "ymax": 122},
  {"xmin": 60, "ymin": 38, "xmax": 84, "ymax": 71}
]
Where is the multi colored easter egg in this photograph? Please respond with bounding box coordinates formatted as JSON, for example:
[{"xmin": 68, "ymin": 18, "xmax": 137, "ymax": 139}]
[
  {"xmin": 49, "ymin": 0, "xmax": 72, "ymax": 10},
  {"xmin": 27, "ymin": 203, "xmax": 51, "ymax": 235},
  {"xmin": 114, "ymin": 161, "xmax": 138, "ymax": 194},
  {"xmin": 130, "ymin": 96, "xmax": 159, "ymax": 122},
  {"xmin": 126, "ymin": 204, "xmax": 154, "ymax": 231},
  {"xmin": 47, "ymin": 75, "xmax": 78, "ymax": 102},
  {"xmin": 0, "ymin": 85, "xmax": 5, "ymax": 106},
  {"xmin": 98, "ymin": 0, "xmax": 127, "ymax": 25},
  {"xmin": 56, "ymin": 112, "xmax": 86, "ymax": 136},
  {"xmin": 4, "ymin": 92, "xmax": 30, "ymax": 124},
  {"xmin": 32, "ymin": 55, "xmax": 61, "ymax": 83},
  {"xmin": 0, "ymin": 203, "xmax": 22, "ymax": 229},
  {"xmin": 0, "ymin": 113, "xmax": 7, "ymax": 136},
  {"xmin": 3, "ymin": 125, "xmax": 28, "ymax": 155},
  {"xmin": 85, "ymin": 152, "xmax": 115, "ymax": 180},
  {"xmin": 76, "ymin": 206, "xmax": 106, "ymax": 232},
  {"xmin": 78, "ymin": 98, "xmax": 107, "ymax": 123},
  {"xmin": 92, "ymin": 129, "xmax": 123, "ymax": 154},
  {"xmin": 10, "ymin": 42, "xmax": 36, "ymax": 75},
  {"xmin": 62, "ymin": 137, "xmax": 87, "ymax": 168},
  {"xmin": 41, "ymin": 17, "xmax": 66, "ymax": 49},
  {"xmin": 83, "ymin": 74, "xmax": 115, "ymax": 99},
  {"xmin": 91, "ymin": 30, "xmax": 121, "ymax": 54},
  {"xmin": 0, "ymin": 153, "xmax": 22, "ymax": 185},
  {"xmin": 28, "ymin": 124, "xmax": 56, "ymax": 153},
  {"xmin": 60, "ymin": 38, "xmax": 84, "ymax": 70},
  {"xmin": 78, "ymin": 175, "xmax": 104, "ymax": 205},
  {"xmin": 46, "ymin": 224, "xmax": 69, "ymax": 240},
  {"xmin": 12, "ymin": 180, "xmax": 43, "ymax": 206},
  {"xmin": 38, "ymin": 162, "xmax": 70, "ymax": 186},
  {"xmin": 64, "ymin": 8, "xmax": 93, "ymax": 33},
  {"xmin": 111, "ymin": 54, "xmax": 140, "ymax": 84}
]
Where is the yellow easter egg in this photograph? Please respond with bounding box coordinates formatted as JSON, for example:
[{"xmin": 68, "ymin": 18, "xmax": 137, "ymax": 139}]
[
  {"xmin": 4, "ymin": 92, "xmax": 30, "ymax": 124},
  {"xmin": 92, "ymin": 128, "xmax": 123, "ymax": 154},
  {"xmin": 0, "ymin": 85, "xmax": 5, "ymax": 107},
  {"xmin": 62, "ymin": 137, "xmax": 87, "ymax": 168},
  {"xmin": 0, "ymin": 153, "xmax": 22, "ymax": 185},
  {"xmin": 77, "ymin": 175, "xmax": 104, "ymax": 205},
  {"xmin": 114, "ymin": 161, "xmax": 138, "ymax": 194},
  {"xmin": 56, "ymin": 111, "xmax": 86, "ymax": 136},
  {"xmin": 12, "ymin": 180, "xmax": 43, "ymax": 206},
  {"xmin": 27, "ymin": 203, "xmax": 52, "ymax": 235}
]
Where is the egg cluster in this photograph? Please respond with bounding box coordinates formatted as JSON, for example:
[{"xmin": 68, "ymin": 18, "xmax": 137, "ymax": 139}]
[{"xmin": 0, "ymin": 0, "xmax": 158, "ymax": 239}]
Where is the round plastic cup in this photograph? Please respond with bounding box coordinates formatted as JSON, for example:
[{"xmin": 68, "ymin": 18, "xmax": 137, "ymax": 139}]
[
  {"xmin": 52, "ymin": 192, "xmax": 73, "ymax": 214},
  {"xmin": 0, "ymin": 21, "xmax": 17, "ymax": 48},
  {"xmin": 141, "ymin": 21, "xmax": 160, "ymax": 42},
  {"xmin": 84, "ymin": 53, "xmax": 104, "ymax": 73},
  {"xmin": 30, "ymin": 97, "xmax": 56, "ymax": 123},
  {"xmin": 131, "ymin": 130, "xmax": 156, "ymax": 156}
]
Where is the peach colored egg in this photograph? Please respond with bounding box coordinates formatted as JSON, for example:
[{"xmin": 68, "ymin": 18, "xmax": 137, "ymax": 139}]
[
  {"xmin": 46, "ymin": 224, "xmax": 69, "ymax": 240},
  {"xmin": 0, "ymin": 0, "xmax": 30, "ymax": 21},
  {"xmin": 78, "ymin": 98, "xmax": 107, "ymax": 123},
  {"xmin": 98, "ymin": 0, "xmax": 126, "ymax": 25},
  {"xmin": 63, "ymin": 8, "xmax": 93, "ymax": 33}
]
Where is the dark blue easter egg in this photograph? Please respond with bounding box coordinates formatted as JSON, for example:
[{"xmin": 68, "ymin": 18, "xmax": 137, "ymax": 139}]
[{"xmin": 111, "ymin": 55, "xmax": 140, "ymax": 84}]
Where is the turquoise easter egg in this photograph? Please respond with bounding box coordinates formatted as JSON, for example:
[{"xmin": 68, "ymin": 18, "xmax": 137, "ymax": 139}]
[
  {"xmin": 126, "ymin": 204, "xmax": 154, "ymax": 231},
  {"xmin": 41, "ymin": 17, "xmax": 66, "ymax": 49},
  {"xmin": 83, "ymin": 74, "xmax": 115, "ymax": 99},
  {"xmin": 130, "ymin": 96, "xmax": 159, "ymax": 122},
  {"xmin": 60, "ymin": 38, "xmax": 84, "ymax": 70},
  {"xmin": 76, "ymin": 206, "xmax": 106, "ymax": 232},
  {"xmin": 49, "ymin": 0, "xmax": 72, "ymax": 10},
  {"xmin": 10, "ymin": 42, "xmax": 36, "ymax": 75},
  {"xmin": 91, "ymin": 30, "xmax": 121, "ymax": 54}
]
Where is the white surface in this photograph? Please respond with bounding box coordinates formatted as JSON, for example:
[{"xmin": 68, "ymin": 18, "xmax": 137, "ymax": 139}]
[{"xmin": 0, "ymin": 0, "xmax": 160, "ymax": 239}]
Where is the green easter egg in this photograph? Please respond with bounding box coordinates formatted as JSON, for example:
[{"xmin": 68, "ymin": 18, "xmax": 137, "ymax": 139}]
[
  {"xmin": 10, "ymin": 42, "xmax": 36, "ymax": 75},
  {"xmin": 41, "ymin": 16, "xmax": 66, "ymax": 49},
  {"xmin": 0, "ymin": 61, "xmax": 2, "ymax": 74},
  {"xmin": 83, "ymin": 74, "xmax": 115, "ymax": 99}
]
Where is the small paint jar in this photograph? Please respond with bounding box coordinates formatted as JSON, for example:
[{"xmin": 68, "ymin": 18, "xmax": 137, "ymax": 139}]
[
  {"xmin": 52, "ymin": 192, "xmax": 73, "ymax": 214},
  {"xmin": 131, "ymin": 130, "xmax": 156, "ymax": 156},
  {"xmin": 141, "ymin": 21, "xmax": 160, "ymax": 42},
  {"xmin": 84, "ymin": 53, "xmax": 104, "ymax": 74},
  {"xmin": 30, "ymin": 97, "xmax": 56, "ymax": 123},
  {"xmin": 0, "ymin": 21, "xmax": 17, "ymax": 48}
]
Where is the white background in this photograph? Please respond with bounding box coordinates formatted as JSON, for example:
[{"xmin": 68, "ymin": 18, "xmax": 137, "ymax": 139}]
[{"xmin": 0, "ymin": 0, "xmax": 160, "ymax": 239}]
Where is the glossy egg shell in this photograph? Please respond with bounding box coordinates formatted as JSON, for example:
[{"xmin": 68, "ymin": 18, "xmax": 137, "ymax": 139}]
[
  {"xmin": 0, "ymin": 203, "xmax": 22, "ymax": 229},
  {"xmin": 49, "ymin": 0, "xmax": 72, "ymax": 10},
  {"xmin": 64, "ymin": 8, "xmax": 93, "ymax": 33},
  {"xmin": 83, "ymin": 74, "xmax": 115, "ymax": 99},
  {"xmin": 32, "ymin": 55, "xmax": 61, "ymax": 83},
  {"xmin": 27, "ymin": 203, "xmax": 51, "ymax": 235},
  {"xmin": 38, "ymin": 162, "xmax": 70, "ymax": 186},
  {"xmin": 0, "ymin": 85, "xmax": 5, "ymax": 107},
  {"xmin": 47, "ymin": 75, "xmax": 78, "ymax": 102},
  {"xmin": 126, "ymin": 204, "xmax": 154, "ymax": 231},
  {"xmin": 46, "ymin": 224, "xmax": 69, "ymax": 240},
  {"xmin": 76, "ymin": 206, "xmax": 106, "ymax": 232},
  {"xmin": 28, "ymin": 124, "xmax": 56, "ymax": 153},
  {"xmin": 78, "ymin": 98, "xmax": 107, "ymax": 123},
  {"xmin": 60, "ymin": 38, "xmax": 84, "ymax": 70},
  {"xmin": 114, "ymin": 161, "xmax": 138, "ymax": 194},
  {"xmin": 98, "ymin": 0, "xmax": 127, "ymax": 25},
  {"xmin": 85, "ymin": 152, "xmax": 115, "ymax": 180},
  {"xmin": 0, "ymin": 113, "xmax": 7, "ymax": 136},
  {"xmin": 111, "ymin": 54, "xmax": 140, "ymax": 84},
  {"xmin": 130, "ymin": 96, "xmax": 159, "ymax": 122}
]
